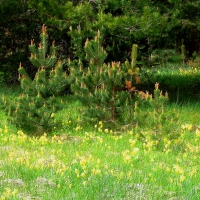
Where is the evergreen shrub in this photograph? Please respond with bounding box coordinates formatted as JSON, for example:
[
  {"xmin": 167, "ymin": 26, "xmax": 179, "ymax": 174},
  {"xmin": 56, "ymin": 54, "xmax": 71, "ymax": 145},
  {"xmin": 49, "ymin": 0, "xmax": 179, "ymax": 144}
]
[
  {"xmin": 70, "ymin": 31, "xmax": 140, "ymax": 124},
  {"xmin": 133, "ymin": 83, "xmax": 180, "ymax": 148},
  {"xmin": 2, "ymin": 25, "xmax": 68, "ymax": 132}
]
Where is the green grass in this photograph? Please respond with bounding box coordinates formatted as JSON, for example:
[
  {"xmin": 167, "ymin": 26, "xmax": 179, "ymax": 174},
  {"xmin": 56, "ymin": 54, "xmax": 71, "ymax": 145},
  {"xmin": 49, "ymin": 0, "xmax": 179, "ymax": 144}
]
[{"xmin": 0, "ymin": 88, "xmax": 200, "ymax": 199}]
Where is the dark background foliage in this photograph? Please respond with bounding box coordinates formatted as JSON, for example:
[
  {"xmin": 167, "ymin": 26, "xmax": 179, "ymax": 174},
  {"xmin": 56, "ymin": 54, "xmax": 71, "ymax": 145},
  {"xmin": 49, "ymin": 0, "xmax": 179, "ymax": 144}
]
[{"xmin": 0, "ymin": 0, "xmax": 200, "ymax": 84}]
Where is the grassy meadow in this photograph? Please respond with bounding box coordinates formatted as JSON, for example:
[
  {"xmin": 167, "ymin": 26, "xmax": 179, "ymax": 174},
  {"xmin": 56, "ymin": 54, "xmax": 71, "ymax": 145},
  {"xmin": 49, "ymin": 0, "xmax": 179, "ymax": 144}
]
[{"xmin": 0, "ymin": 87, "xmax": 200, "ymax": 199}]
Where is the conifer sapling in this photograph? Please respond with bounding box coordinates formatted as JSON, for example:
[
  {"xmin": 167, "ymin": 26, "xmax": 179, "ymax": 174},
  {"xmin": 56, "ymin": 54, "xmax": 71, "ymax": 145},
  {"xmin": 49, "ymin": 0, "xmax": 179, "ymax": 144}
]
[
  {"xmin": 3, "ymin": 25, "xmax": 68, "ymax": 132},
  {"xmin": 70, "ymin": 30, "xmax": 129, "ymax": 123}
]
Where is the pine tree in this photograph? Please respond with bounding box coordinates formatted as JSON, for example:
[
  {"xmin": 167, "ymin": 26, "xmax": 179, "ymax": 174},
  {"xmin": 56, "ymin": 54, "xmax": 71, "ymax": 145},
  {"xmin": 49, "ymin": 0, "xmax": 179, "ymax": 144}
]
[
  {"xmin": 3, "ymin": 25, "xmax": 68, "ymax": 132},
  {"xmin": 70, "ymin": 30, "xmax": 133, "ymax": 123},
  {"xmin": 134, "ymin": 83, "xmax": 180, "ymax": 146}
]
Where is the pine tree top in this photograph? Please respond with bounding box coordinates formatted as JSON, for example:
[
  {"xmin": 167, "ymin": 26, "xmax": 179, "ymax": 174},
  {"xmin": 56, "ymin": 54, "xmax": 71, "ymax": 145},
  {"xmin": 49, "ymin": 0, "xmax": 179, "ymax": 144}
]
[{"xmin": 42, "ymin": 24, "xmax": 47, "ymax": 36}]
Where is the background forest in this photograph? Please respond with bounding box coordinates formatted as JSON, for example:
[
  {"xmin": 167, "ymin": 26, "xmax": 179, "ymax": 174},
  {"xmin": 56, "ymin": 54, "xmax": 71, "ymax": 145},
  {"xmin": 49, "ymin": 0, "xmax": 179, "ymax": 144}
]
[{"xmin": 1, "ymin": 0, "xmax": 200, "ymax": 87}]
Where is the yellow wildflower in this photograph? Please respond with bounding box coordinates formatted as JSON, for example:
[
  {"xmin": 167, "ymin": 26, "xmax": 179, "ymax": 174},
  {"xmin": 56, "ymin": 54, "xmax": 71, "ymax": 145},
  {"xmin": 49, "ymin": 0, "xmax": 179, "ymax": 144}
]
[
  {"xmin": 132, "ymin": 148, "xmax": 139, "ymax": 156},
  {"xmin": 82, "ymin": 181, "xmax": 87, "ymax": 186},
  {"xmin": 129, "ymin": 139, "xmax": 136, "ymax": 146},
  {"xmin": 195, "ymin": 129, "xmax": 200, "ymax": 137},
  {"xmin": 180, "ymin": 175, "xmax": 186, "ymax": 182},
  {"xmin": 173, "ymin": 164, "xmax": 184, "ymax": 174},
  {"xmin": 104, "ymin": 129, "xmax": 109, "ymax": 133}
]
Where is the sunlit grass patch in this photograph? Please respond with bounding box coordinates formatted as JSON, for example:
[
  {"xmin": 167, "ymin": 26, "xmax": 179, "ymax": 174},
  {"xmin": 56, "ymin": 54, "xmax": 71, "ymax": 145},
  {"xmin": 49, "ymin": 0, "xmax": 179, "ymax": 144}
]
[
  {"xmin": 0, "ymin": 87, "xmax": 200, "ymax": 199},
  {"xmin": 0, "ymin": 122, "xmax": 200, "ymax": 199}
]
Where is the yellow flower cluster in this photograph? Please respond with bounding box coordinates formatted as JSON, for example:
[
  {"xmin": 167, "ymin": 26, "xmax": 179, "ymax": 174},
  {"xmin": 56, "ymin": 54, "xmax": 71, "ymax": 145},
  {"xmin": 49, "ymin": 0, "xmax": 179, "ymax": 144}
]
[
  {"xmin": 181, "ymin": 124, "xmax": 193, "ymax": 131},
  {"xmin": 0, "ymin": 187, "xmax": 18, "ymax": 200},
  {"xmin": 122, "ymin": 148, "xmax": 139, "ymax": 163},
  {"xmin": 94, "ymin": 121, "xmax": 113, "ymax": 134}
]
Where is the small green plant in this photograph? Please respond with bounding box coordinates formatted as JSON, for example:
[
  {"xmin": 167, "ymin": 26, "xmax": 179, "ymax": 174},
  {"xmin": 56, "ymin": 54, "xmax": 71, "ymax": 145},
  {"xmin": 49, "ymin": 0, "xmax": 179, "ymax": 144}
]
[
  {"xmin": 2, "ymin": 25, "xmax": 68, "ymax": 132},
  {"xmin": 124, "ymin": 44, "xmax": 140, "ymax": 120},
  {"xmin": 133, "ymin": 83, "xmax": 180, "ymax": 146}
]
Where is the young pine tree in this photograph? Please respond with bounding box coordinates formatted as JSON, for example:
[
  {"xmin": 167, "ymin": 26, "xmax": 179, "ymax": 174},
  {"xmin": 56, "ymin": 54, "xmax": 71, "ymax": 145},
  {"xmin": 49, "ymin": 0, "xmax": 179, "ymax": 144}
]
[
  {"xmin": 134, "ymin": 83, "xmax": 180, "ymax": 146},
  {"xmin": 3, "ymin": 25, "xmax": 68, "ymax": 132},
  {"xmin": 70, "ymin": 30, "xmax": 133, "ymax": 123}
]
